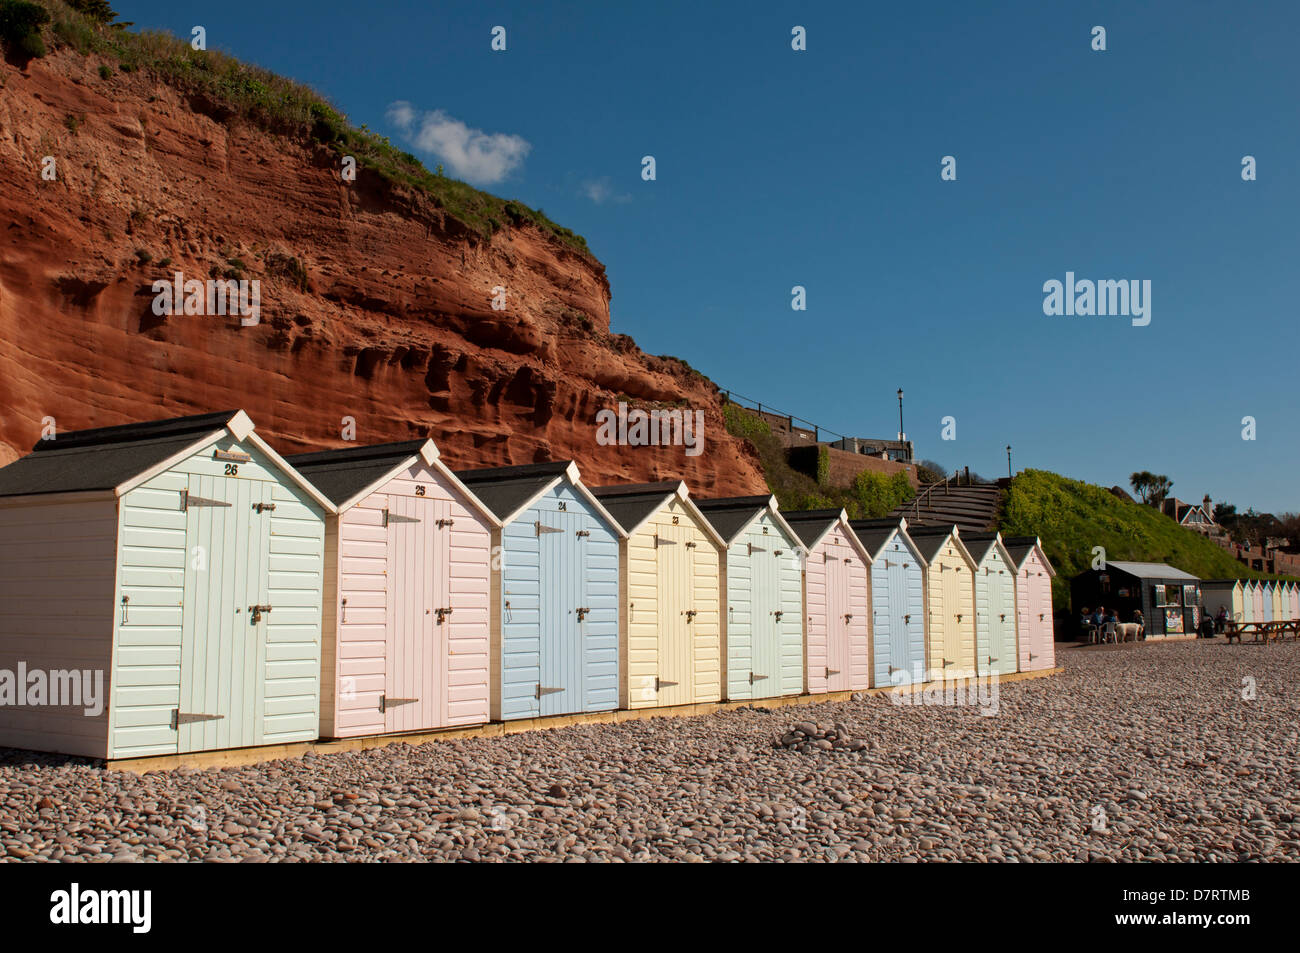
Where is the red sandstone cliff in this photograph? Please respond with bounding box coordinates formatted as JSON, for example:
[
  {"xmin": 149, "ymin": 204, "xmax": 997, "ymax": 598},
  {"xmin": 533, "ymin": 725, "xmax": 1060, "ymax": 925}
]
[{"xmin": 0, "ymin": 46, "xmax": 766, "ymax": 495}]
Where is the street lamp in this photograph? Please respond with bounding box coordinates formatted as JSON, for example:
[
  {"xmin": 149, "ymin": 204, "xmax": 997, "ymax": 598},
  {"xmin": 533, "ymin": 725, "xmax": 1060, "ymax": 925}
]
[
  {"xmin": 1006, "ymin": 444, "xmax": 1012, "ymax": 478},
  {"xmin": 897, "ymin": 388, "xmax": 904, "ymax": 443}
]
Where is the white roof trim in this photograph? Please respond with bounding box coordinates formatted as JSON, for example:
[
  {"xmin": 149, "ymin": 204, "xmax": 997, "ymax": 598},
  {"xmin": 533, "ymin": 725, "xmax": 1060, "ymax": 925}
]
[
  {"xmin": 245, "ymin": 432, "xmax": 337, "ymax": 513},
  {"xmin": 494, "ymin": 465, "xmax": 626, "ymax": 537},
  {"xmin": 1008, "ymin": 536, "xmax": 1057, "ymax": 578},
  {"xmin": 333, "ymin": 450, "xmax": 502, "ymax": 528},
  {"xmin": 227, "ymin": 410, "xmax": 254, "ymax": 442},
  {"xmin": 711, "ymin": 496, "xmax": 806, "ymax": 553},
  {"xmin": 619, "ymin": 482, "xmax": 726, "ymax": 549},
  {"xmin": 113, "ymin": 430, "xmax": 227, "ymax": 497}
]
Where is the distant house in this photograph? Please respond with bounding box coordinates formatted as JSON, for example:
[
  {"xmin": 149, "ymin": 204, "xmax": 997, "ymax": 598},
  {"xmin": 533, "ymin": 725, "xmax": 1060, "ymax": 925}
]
[{"xmin": 1160, "ymin": 496, "xmax": 1222, "ymax": 537}]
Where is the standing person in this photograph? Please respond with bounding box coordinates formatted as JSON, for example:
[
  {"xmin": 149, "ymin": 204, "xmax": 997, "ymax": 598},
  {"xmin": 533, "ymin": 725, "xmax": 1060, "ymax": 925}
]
[
  {"xmin": 1132, "ymin": 608, "xmax": 1145, "ymax": 640},
  {"xmin": 1215, "ymin": 606, "xmax": 1228, "ymax": 634}
]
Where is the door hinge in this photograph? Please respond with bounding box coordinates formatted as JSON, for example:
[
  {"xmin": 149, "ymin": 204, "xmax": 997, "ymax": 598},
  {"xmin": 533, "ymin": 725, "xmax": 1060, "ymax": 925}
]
[
  {"xmin": 536, "ymin": 685, "xmax": 564, "ymax": 699},
  {"xmin": 748, "ymin": 543, "xmax": 767, "ymax": 555},
  {"xmin": 536, "ymin": 521, "xmax": 563, "ymax": 535},
  {"xmin": 171, "ymin": 709, "xmax": 224, "ymax": 730},
  {"xmin": 249, "ymin": 604, "xmax": 273, "ymax": 623},
  {"xmin": 656, "ymin": 678, "xmax": 679, "ymax": 691},
  {"xmin": 655, "ymin": 534, "xmax": 676, "ymax": 547},
  {"xmin": 379, "ymin": 695, "xmax": 418, "ymax": 713},
  {"xmin": 826, "ymin": 668, "xmax": 841, "ymax": 677},
  {"xmin": 182, "ymin": 490, "xmax": 231, "ymax": 510},
  {"xmin": 383, "ymin": 509, "xmax": 420, "ymax": 527},
  {"xmin": 749, "ymin": 672, "xmax": 769, "ymax": 684}
]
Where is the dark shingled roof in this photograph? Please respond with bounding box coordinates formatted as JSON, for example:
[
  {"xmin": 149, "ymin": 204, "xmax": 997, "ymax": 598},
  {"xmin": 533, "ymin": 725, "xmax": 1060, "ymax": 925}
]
[
  {"xmin": 848, "ymin": 518, "xmax": 903, "ymax": 557},
  {"xmin": 454, "ymin": 461, "xmax": 574, "ymax": 521},
  {"xmin": 781, "ymin": 509, "xmax": 846, "ymax": 548},
  {"xmin": 907, "ymin": 525, "xmax": 959, "ymax": 563},
  {"xmin": 694, "ymin": 495, "xmax": 770, "ymax": 544},
  {"xmin": 1001, "ymin": 535, "xmax": 1040, "ymax": 567},
  {"xmin": 0, "ymin": 410, "xmax": 240, "ymax": 499},
  {"xmin": 288, "ymin": 440, "xmax": 427, "ymax": 506},
  {"xmin": 961, "ymin": 531, "xmax": 1000, "ymax": 563},
  {"xmin": 590, "ymin": 482, "xmax": 679, "ymax": 534}
]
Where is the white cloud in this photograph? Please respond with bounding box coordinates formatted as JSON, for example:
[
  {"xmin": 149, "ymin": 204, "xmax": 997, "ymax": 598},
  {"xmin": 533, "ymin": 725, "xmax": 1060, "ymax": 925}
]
[
  {"xmin": 386, "ymin": 101, "xmax": 530, "ymax": 185},
  {"xmin": 581, "ymin": 176, "xmax": 632, "ymax": 205}
]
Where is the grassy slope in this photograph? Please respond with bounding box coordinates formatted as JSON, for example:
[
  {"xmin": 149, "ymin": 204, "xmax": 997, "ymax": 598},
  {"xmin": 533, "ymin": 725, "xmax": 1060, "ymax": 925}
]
[
  {"xmin": 15, "ymin": 0, "xmax": 591, "ymax": 254},
  {"xmin": 1000, "ymin": 469, "xmax": 1274, "ymax": 608}
]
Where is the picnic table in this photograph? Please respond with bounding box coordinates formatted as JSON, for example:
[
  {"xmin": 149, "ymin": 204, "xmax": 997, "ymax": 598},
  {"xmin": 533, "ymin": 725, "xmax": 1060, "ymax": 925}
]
[{"xmin": 1223, "ymin": 620, "xmax": 1300, "ymax": 643}]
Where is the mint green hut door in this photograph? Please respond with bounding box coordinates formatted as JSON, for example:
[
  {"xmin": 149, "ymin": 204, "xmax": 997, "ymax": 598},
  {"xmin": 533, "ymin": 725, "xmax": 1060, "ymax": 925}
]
[{"xmin": 177, "ymin": 473, "xmax": 273, "ymax": 753}]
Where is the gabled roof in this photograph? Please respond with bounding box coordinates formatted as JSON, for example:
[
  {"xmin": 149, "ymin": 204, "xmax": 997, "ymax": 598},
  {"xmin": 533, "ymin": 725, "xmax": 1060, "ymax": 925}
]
[
  {"xmin": 694, "ymin": 494, "xmax": 803, "ymax": 550},
  {"xmin": 289, "ymin": 439, "xmax": 499, "ymax": 524},
  {"xmin": 694, "ymin": 495, "xmax": 770, "ymax": 543},
  {"xmin": 846, "ymin": 517, "xmax": 921, "ymax": 562},
  {"xmin": 0, "ymin": 409, "xmax": 335, "ymax": 511},
  {"xmin": 1103, "ymin": 561, "xmax": 1199, "ymax": 582},
  {"xmin": 961, "ymin": 531, "xmax": 1000, "ymax": 563},
  {"xmin": 907, "ymin": 524, "xmax": 962, "ymax": 564},
  {"xmin": 590, "ymin": 481, "xmax": 725, "ymax": 547},
  {"xmin": 455, "ymin": 460, "xmax": 621, "ymax": 533},
  {"xmin": 781, "ymin": 508, "xmax": 847, "ymax": 550},
  {"xmin": 0, "ymin": 410, "xmax": 243, "ymax": 499},
  {"xmin": 1001, "ymin": 535, "xmax": 1057, "ymax": 576},
  {"xmin": 290, "ymin": 439, "xmax": 430, "ymax": 506}
]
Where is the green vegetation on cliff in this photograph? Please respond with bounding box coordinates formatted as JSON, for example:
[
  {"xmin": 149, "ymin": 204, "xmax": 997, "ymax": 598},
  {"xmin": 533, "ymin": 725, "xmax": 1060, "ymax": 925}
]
[
  {"xmin": 3, "ymin": 0, "xmax": 590, "ymax": 253},
  {"xmin": 1001, "ymin": 469, "xmax": 1274, "ymax": 607}
]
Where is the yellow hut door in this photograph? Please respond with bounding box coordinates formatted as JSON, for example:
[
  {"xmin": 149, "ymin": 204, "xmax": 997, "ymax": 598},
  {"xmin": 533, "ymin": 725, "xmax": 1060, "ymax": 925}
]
[{"xmin": 654, "ymin": 521, "xmax": 694, "ymax": 707}]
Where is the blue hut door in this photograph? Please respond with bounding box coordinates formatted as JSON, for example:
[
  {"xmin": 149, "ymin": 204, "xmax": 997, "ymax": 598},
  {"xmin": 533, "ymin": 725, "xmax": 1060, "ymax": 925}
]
[
  {"xmin": 539, "ymin": 508, "xmax": 583, "ymax": 717},
  {"xmin": 178, "ymin": 474, "xmax": 271, "ymax": 754},
  {"xmin": 885, "ymin": 553, "xmax": 914, "ymax": 684},
  {"xmin": 749, "ymin": 539, "xmax": 780, "ymax": 693}
]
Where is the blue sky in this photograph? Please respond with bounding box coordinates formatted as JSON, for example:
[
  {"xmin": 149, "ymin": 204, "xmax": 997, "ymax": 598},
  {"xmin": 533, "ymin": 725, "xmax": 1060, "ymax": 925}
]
[{"xmin": 119, "ymin": 0, "xmax": 1300, "ymax": 513}]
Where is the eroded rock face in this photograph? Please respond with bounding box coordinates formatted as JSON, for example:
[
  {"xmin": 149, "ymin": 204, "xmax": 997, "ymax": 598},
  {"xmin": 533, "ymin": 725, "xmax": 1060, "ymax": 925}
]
[{"xmin": 0, "ymin": 50, "xmax": 766, "ymax": 493}]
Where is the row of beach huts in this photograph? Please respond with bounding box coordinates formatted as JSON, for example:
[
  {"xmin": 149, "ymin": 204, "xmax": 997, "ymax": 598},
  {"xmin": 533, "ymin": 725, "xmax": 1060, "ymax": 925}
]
[
  {"xmin": 1202, "ymin": 578, "xmax": 1300, "ymax": 625},
  {"xmin": 0, "ymin": 411, "xmax": 1056, "ymax": 761}
]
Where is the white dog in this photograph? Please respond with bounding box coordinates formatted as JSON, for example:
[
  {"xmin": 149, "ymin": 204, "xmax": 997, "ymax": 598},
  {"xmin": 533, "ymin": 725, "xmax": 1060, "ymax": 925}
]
[{"xmin": 1114, "ymin": 622, "xmax": 1143, "ymax": 642}]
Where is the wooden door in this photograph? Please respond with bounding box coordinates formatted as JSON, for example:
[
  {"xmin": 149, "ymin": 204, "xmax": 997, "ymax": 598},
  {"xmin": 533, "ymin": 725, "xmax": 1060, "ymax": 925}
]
[{"xmin": 654, "ymin": 522, "xmax": 694, "ymax": 707}]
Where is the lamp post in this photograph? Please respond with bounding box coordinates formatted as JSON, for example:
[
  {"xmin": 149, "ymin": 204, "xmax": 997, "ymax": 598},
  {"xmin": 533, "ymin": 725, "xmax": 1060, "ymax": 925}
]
[
  {"xmin": 897, "ymin": 388, "xmax": 905, "ymax": 443},
  {"xmin": 1006, "ymin": 444, "xmax": 1012, "ymax": 478}
]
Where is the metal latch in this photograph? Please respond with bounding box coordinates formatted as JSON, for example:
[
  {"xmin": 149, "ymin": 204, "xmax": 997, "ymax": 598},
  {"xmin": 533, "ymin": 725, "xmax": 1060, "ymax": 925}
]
[
  {"xmin": 171, "ymin": 709, "xmax": 224, "ymax": 730},
  {"xmin": 182, "ymin": 490, "xmax": 231, "ymax": 510},
  {"xmin": 904, "ymin": 614, "xmax": 911, "ymax": 624},
  {"xmin": 254, "ymin": 502, "xmax": 276, "ymax": 513},
  {"xmin": 684, "ymin": 610, "xmax": 697, "ymax": 623},
  {"xmin": 576, "ymin": 607, "xmax": 591, "ymax": 621},
  {"xmin": 685, "ymin": 541, "xmax": 697, "ymax": 548},
  {"xmin": 379, "ymin": 695, "xmax": 417, "ymax": 713},
  {"xmin": 383, "ymin": 509, "xmax": 420, "ymax": 527},
  {"xmin": 656, "ymin": 678, "xmax": 679, "ymax": 691},
  {"xmin": 536, "ymin": 521, "xmax": 563, "ymax": 535},
  {"xmin": 436, "ymin": 607, "xmax": 453, "ymax": 624},
  {"xmin": 576, "ymin": 529, "xmax": 590, "ymax": 537},
  {"xmin": 536, "ymin": 685, "xmax": 564, "ymax": 699},
  {"xmin": 843, "ymin": 613, "xmax": 853, "ymax": 623},
  {"xmin": 249, "ymin": 604, "xmax": 273, "ymax": 623},
  {"xmin": 436, "ymin": 518, "xmax": 455, "ymax": 528},
  {"xmin": 749, "ymin": 672, "xmax": 769, "ymax": 684},
  {"xmin": 773, "ymin": 610, "xmax": 784, "ymax": 621}
]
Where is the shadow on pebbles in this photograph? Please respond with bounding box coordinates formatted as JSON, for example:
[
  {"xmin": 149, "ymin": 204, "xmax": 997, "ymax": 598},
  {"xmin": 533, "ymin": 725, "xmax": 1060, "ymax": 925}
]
[{"xmin": 2, "ymin": 639, "xmax": 1298, "ymax": 862}]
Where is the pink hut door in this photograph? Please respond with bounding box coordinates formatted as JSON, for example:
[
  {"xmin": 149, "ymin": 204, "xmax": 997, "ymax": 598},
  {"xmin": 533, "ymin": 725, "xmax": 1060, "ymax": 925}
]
[
  {"xmin": 822, "ymin": 537, "xmax": 854, "ymax": 692},
  {"xmin": 383, "ymin": 493, "xmax": 452, "ymax": 733}
]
